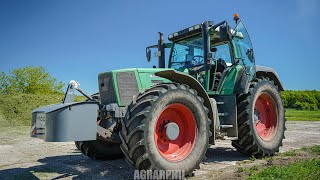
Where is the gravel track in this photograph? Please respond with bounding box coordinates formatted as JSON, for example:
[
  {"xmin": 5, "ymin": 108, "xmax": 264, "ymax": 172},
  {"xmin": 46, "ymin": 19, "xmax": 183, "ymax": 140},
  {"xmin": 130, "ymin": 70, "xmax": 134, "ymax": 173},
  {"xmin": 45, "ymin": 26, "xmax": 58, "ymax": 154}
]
[{"xmin": 0, "ymin": 121, "xmax": 319, "ymax": 179}]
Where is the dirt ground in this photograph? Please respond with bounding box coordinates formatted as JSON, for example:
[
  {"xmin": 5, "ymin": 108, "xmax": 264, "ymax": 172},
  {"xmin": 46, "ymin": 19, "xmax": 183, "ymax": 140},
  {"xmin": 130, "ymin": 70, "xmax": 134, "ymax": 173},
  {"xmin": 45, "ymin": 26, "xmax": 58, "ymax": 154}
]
[{"xmin": 0, "ymin": 121, "xmax": 319, "ymax": 180}]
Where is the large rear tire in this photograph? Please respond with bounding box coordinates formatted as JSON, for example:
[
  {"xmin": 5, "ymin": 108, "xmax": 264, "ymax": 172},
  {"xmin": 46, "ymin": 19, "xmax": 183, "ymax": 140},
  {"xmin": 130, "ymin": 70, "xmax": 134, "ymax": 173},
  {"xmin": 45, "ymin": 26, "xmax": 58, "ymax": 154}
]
[
  {"xmin": 232, "ymin": 77, "xmax": 285, "ymax": 156},
  {"xmin": 119, "ymin": 83, "xmax": 211, "ymax": 176}
]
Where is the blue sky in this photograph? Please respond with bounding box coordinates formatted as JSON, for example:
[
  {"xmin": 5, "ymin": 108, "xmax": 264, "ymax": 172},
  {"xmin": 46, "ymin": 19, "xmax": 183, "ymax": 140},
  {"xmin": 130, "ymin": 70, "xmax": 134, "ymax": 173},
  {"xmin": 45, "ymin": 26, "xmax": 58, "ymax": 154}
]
[{"xmin": 0, "ymin": 0, "xmax": 319, "ymax": 94}]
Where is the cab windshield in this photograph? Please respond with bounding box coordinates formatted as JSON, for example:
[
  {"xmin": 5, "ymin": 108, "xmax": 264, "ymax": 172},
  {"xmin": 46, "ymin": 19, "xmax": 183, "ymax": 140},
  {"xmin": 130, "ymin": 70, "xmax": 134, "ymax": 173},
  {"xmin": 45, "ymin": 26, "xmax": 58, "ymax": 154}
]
[{"xmin": 169, "ymin": 35, "xmax": 204, "ymax": 70}]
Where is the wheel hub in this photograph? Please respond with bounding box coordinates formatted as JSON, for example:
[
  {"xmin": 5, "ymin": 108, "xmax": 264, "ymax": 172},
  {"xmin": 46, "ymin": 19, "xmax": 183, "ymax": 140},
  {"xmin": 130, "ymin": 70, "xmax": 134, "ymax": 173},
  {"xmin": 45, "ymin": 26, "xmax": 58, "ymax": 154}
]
[
  {"xmin": 254, "ymin": 93, "xmax": 278, "ymax": 141},
  {"xmin": 165, "ymin": 122, "xmax": 180, "ymax": 141},
  {"xmin": 254, "ymin": 109, "xmax": 261, "ymax": 124},
  {"xmin": 154, "ymin": 103, "xmax": 197, "ymax": 162}
]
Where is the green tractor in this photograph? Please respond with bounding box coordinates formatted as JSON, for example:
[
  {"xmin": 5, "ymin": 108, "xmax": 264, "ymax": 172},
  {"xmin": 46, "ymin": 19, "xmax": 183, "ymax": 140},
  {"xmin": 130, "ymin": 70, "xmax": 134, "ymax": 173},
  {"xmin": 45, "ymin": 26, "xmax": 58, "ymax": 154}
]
[{"xmin": 31, "ymin": 15, "xmax": 285, "ymax": 176}]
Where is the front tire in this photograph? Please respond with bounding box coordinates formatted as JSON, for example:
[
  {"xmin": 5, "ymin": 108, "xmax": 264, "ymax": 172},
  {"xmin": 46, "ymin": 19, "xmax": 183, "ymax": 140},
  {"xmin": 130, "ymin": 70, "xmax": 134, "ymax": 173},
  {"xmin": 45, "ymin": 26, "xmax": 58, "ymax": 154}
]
[
  {"xmin": 75, "ymin": 93, "xmax": 123, "ymax": 160},
  {"xmin": 119, "ymin": 83, "xmax": 211, "ymax": 175},
  {"xmin": 232, "ymin": 77, "xmax": 285, "ymax": 156},
  {"xmin": 75, "ymin": 140, "xmax": 123, "ymax": 160}
]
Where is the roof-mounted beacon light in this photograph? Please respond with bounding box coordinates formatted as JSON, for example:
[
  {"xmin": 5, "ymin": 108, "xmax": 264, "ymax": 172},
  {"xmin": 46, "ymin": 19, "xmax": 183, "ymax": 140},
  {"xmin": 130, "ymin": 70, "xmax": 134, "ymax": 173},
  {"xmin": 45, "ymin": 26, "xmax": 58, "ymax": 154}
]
[{"xmin": 234, "ymin": 13, "xmax": 239, "ymax": 24}]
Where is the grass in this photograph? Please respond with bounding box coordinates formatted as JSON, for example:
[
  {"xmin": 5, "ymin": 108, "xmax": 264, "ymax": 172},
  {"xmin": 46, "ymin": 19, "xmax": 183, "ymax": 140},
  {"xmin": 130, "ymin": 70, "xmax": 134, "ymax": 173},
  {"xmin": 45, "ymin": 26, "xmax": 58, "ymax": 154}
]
[
  {"xmin": 285, "ymin": 109, "xmax": 320, "ymax": 121},
  {"xmin": 282, "ymin": 150, "xmax": 297, "ymax": 156},
  {"xmin": 227, "ymin": 145, "xmax": 320, "ymax": 180},
  {"xmin": 0, "ymin": 94, "xmax": 85, "ymax": 127},
  {"xmin": 248, "ymin": 159, "xmax": 320, "ymax": 180},
  {"xmin": 301, "ymin": 145, "xmax": 320, "ymax": 155},
  {"xmin": 246, "ymin": 145, "xmax": 320, "ymax": 180}
]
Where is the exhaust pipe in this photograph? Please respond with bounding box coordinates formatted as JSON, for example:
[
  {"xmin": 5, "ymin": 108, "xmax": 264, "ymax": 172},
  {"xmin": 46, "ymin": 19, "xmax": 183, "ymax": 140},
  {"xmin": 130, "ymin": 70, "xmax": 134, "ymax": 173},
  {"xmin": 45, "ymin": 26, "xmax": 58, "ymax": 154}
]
[{"xmin": 158, "ymin": 32, "xmax": 165, "ymax": 68}]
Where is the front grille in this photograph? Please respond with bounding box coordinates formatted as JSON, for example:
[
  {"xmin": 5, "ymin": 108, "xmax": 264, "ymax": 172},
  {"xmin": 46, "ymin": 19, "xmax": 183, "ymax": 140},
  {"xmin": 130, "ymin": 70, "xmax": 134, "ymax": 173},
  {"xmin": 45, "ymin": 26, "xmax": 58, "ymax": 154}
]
[
  {"xmin": 116, "ymin": 72, "xmax": 139, "ymax": 105},
  {"xmin": 98, "ymin": 73, "xmax": 117, "ymax": 105}
]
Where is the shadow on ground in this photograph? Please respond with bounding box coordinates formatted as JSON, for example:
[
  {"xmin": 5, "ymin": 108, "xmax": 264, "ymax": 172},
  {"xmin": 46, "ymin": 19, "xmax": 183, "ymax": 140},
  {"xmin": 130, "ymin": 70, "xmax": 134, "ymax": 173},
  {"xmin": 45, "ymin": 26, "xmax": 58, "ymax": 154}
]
[
  {"xmin": 0, "ymin": 146, "xmax": 249, "ymax": 179},
  {"xmin": 205, "ymin": 146, "xmax": 249, "ymax": 163},
  {"xmin": 0, "ymin": 148, "xmax": 133, "ymax": 180}
]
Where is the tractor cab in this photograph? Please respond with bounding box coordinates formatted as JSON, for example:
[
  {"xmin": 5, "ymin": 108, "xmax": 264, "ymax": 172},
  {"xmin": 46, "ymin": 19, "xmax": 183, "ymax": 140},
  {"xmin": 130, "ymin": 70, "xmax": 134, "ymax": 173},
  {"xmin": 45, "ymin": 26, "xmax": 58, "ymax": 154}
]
[{"xmin": 167, "ymin": 19, "xmax": 256, "ymax": 95}]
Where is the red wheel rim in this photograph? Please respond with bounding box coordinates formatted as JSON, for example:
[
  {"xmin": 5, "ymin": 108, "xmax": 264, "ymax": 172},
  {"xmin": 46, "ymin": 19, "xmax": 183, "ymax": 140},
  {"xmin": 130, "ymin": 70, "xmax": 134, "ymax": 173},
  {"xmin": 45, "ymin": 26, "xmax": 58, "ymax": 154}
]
[
  {"xmin": 254, "ymin": 93, "xmax": 278, "ymax": 141},
  {"xmin": 154, "ymin": 103, "xmax": 197, "ymax": 162}
]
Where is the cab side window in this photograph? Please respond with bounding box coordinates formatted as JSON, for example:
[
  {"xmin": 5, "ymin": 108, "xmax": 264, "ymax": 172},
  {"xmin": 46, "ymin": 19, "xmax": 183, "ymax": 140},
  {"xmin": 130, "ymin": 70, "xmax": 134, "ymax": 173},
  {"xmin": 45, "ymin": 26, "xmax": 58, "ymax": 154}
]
[
  {"xmin": 214, "ymin": 43, "xmax": 232, "ymax": 65},
  {"xmin": 232, "ymin": 21, "xmax": 255, "ymax": 79}
]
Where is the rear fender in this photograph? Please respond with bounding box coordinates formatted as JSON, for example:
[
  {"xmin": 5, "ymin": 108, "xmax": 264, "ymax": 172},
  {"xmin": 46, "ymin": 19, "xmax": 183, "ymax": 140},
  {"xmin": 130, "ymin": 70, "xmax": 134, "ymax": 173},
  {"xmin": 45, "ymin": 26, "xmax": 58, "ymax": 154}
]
[{"xmin": 256, "ymin": 66, "xmax": 284, "ymax": 91}]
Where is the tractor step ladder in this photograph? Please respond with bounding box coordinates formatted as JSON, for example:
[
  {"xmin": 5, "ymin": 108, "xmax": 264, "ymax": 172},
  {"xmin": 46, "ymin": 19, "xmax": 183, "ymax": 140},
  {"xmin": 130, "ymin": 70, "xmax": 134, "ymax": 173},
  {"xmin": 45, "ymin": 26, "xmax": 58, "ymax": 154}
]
[
  {"xmin": 218, "ymin": 113, "xmax": 233, "ymax": 128},
  {"xmin": 214, "ymin": 95, "xmax": 238, "ymax": 138}
]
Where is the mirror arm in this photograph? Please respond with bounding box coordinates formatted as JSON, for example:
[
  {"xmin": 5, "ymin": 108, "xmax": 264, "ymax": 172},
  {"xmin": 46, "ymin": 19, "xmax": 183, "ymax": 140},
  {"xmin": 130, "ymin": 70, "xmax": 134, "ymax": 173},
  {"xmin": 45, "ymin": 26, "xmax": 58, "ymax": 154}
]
[
  {"xmin": 165, "ymin": 43, "xmax": 173, "ymax": 48},
  {"xmin": 210, "ymin": 21, "xmax": 226, "ymax": 31},
  {"xmin": 146, "ymin": 45, "xmax": 158, "ymax": 49}
]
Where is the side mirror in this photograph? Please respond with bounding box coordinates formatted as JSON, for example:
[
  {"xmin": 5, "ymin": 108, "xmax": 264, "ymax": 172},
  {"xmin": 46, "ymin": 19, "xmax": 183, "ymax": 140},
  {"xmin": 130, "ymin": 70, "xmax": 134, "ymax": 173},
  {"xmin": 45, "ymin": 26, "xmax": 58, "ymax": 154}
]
[
  {"xmin": 219, "ymin": 25, "xmax": 231, "ymax": 42},
  {"xmin": 246, "ymin": 48, "xmax": 254, "ymax": 62},
  {"xmin": 146, "ymin": 49, "xmax": 151, "ymax": 62}
]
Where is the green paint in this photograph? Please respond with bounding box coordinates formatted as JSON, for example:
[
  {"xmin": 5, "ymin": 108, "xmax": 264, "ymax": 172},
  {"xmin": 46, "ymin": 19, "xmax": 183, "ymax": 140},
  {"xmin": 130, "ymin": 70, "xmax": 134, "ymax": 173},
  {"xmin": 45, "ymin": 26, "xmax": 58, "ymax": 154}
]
[
  {"xmin": 218, "ymin": 64, "xmax": 243, "ymax": 95},
  {"xmin": 104, "ymin": 63, "xmax": 244, "ymax": 106},
  {"xmin": 107, "ymin": 68, "xmax": 171, "ymax": 106},
  {"xmin": 206, "ymin": 64, "xmax": 244, "ymax": 95},
  {"xmin": 110, "ymin": 71, "xmax": 121, "ymax": 106},
  {"xmin": 137, "ymin": 68, "xmax": 171, "ymax": 90}
]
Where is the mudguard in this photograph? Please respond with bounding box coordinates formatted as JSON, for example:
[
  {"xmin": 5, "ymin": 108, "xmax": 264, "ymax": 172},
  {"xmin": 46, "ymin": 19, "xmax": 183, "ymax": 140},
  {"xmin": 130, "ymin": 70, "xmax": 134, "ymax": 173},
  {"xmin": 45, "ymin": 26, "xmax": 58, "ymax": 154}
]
[{"xmin": 256, "ymin": 66, "xmax": 284, "ymax": 91}]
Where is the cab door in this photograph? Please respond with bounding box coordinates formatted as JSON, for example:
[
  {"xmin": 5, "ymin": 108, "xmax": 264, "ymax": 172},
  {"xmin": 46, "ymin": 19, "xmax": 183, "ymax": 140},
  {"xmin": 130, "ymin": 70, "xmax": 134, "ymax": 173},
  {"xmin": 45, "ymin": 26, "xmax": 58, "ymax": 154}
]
[{"xmin": 232, "ymin": 21, "xmax": 256, "ymax": 81}]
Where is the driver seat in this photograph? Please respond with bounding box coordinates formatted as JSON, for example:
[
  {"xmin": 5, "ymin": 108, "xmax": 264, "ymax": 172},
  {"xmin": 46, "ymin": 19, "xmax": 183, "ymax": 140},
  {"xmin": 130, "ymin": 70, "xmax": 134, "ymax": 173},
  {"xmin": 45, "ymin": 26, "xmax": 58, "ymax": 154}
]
[{"xmin": 210, "ymin": 58, "xmax": 228, "ymax": 91}]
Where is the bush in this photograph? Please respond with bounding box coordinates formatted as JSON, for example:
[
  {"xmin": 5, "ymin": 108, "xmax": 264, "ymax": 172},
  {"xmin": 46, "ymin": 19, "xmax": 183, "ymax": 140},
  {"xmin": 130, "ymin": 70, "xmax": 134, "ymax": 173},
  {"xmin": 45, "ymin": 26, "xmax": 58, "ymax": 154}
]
[
  {"xmin": 0, "ymin": 66, "xmax": 64, "ymax": 94},
  {"xmin": 281, "ymin": 90, "xmax": 319, "ymax": 110},
  {"xmin": 0, "ymin": 94, "xmax": 85, "ymax": 126},
  {"xmin": 293, "ymin": 102, "xmax": 317, "ymax": 110}
]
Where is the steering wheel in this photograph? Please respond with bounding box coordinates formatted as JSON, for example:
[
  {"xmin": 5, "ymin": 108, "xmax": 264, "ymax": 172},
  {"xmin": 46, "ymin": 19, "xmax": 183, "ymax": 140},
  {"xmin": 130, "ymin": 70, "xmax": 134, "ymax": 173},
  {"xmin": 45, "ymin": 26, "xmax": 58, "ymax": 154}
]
[{"xmin": 192, "ymin": 55, "xmax": 204, "ymax": 65}]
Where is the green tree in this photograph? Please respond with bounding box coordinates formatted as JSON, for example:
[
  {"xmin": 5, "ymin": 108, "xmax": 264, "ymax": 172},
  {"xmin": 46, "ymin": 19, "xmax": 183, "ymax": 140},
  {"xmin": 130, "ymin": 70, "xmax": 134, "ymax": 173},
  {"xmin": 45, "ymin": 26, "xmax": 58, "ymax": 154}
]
[
  {"xmin": 281, "ymin": 90, "xmax": 319, "ymax": 110},
  {"xmin": 0, "ymin": 66, "xmax": 64, "ymax": 94}
]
